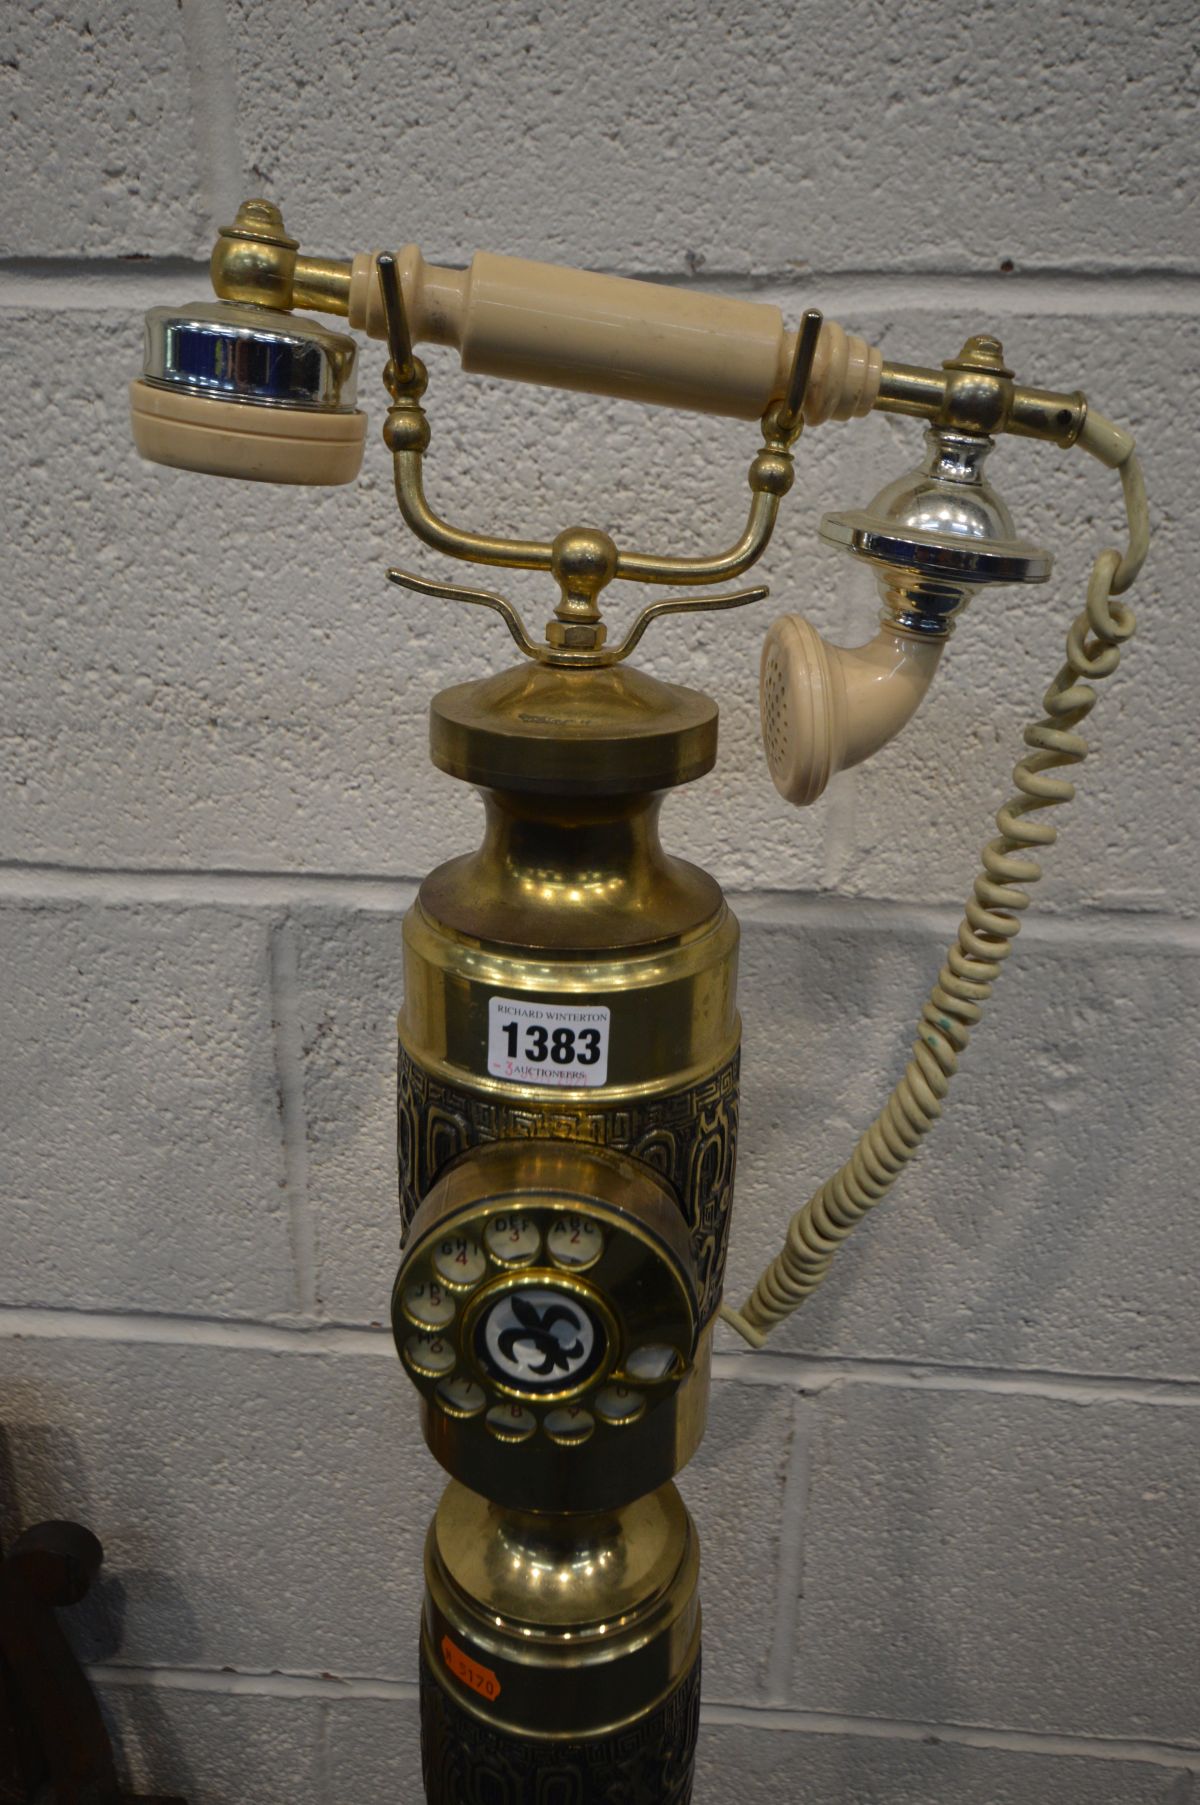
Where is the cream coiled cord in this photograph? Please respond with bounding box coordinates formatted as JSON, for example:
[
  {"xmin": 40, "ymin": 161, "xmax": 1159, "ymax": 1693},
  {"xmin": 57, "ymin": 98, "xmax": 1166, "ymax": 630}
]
[{"xmin": 722, "ymin": 416, "xmax": 1149, "ymax": 1348}]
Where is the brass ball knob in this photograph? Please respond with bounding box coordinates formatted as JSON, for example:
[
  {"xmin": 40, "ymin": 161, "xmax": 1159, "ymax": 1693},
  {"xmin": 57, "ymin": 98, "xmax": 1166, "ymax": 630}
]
[{"xmin": 551, "ymin": 527, "xmax": 619, "ymax": 600}]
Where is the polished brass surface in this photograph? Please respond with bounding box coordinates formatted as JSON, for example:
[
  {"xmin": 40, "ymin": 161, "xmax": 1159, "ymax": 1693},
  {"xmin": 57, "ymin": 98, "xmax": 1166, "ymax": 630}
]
[
  {"xmin": 401, "ymin": 896, "xmax": 738, "ymax": 1100},
  {"xmin": 876, "ymin": 334, "xmax": 1087, "ymax": 447},
  {"xmin": 425, "ymin": 1479, "xmax": 700, "ymax": 1738},
  {"xmin": 401, "ymin": 693, "xmax": 741, "ymax": 1093},
  {"xmin": 375, "ymin": 250, "xmax": 418, "ymax": 391},
  {"xmin": 437, "ymin": 1477, "xmax": 691, "ymax": 1628},
  {"xmin": 420, "ymin": 791, "xmax": 721, "ymax": 950},
  {"xmin": 210, "ymin": 197, "xmax": 353, "ymax": 318},
  {"xmin": 546, "ymin": 527, "xmax": 617, "ymax": 651},
  {"xmin": 397, "ymin": 1046, "xmax": 740, "ymax": 1331},
  {"xmin": 428, "ymin": 662, "xmax": 718, "ymax": 797},
  {"xmin": 210, "ymin": 198, "xmax": 299, "ymax": 310},
  {"xmin": 770, "ymin": 306, "xmax": 824, "ymax": 442},
  {"xmin": 291, "ymin": 255, "xmax": 353, "ymax": 316},
  {"xmin": 388, "ymin": 564, "xmax": 768, "ymax": 670}
]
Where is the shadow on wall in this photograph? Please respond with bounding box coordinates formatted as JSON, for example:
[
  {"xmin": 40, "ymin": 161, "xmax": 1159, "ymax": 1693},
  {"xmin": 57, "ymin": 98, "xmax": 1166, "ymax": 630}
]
[{"xmin": 0, "ymin": 1416, "xmax": 196, "ymax": 1801}]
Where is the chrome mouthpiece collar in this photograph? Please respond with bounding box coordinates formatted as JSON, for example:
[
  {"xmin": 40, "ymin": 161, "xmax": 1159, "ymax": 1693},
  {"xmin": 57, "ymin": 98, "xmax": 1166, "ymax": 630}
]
[{"xmin": 819, "ymin": 427, "xmax": 1052, "ymax": 636}]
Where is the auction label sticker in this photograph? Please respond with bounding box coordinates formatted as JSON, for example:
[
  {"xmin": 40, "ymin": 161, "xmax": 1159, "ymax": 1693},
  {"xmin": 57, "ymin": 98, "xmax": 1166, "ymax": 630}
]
[
  {"xmin": 487, "ymin": 996, "xmax": 611, "ymax": 1087},
  {"xmin": 441, "ymin": 1633, "xmax": 501, "ymax": 1702}
]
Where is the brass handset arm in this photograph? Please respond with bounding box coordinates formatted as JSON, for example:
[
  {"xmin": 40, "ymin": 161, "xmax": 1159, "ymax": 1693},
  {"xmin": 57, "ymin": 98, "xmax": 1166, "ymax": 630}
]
[
  {"xmin": 391, "ymin": 432, "xmax": 789, "ymax": 587},
  {"xmin": 615, "ymin": 490, "xmax": 783, "ymax": 587},
  {"xmin": 876, "ymin": 347, "xmax": 1088, "ymax": 446},
  {"xmin": 392, "ymin": 444, "xmax": 552, "ymax": 573},
  {"xmin": 615, "ymin": 311, "xmax": 821, "ymax": 588}
]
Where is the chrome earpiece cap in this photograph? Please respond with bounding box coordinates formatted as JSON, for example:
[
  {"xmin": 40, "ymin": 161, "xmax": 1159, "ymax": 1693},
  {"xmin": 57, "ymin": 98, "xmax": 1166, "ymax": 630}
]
[{"xmin": 142, "ymin": 301, "xmax": 359, "ymax": 410}]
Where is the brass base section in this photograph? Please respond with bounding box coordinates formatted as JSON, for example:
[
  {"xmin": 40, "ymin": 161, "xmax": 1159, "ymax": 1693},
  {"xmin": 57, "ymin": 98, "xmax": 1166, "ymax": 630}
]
[
  {"xmin": 424, "ymin": 1479, "xmax": 700, "ymax": 1741},
  {"xmin": 398, "ymin": 782, "xmax": 742, "ymax": 1332},
  {"xmin": 430, "ymin": 664, "xmax": 718, "ymax": 796},
  {"xmin": 397, "ymin": 669, "xmax": 744, "ymax": 1320},
  {"xmin": 420, "ymin": 1645, "xmax": 700, "ymax": 1805}
]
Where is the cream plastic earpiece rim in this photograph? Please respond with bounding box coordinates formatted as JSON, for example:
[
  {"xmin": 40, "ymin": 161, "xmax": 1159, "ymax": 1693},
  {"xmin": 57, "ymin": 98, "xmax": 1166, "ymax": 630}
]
[{"xmin": 129, "ymin": 380, "xmax": 367, "ymax": 486}]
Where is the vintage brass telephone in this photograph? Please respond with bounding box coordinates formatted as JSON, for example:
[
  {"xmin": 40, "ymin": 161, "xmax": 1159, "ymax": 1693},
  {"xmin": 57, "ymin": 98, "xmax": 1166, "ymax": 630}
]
[{"xmin": 129, "ymin": 198, "xmax": 1148, "ymax": 1805}]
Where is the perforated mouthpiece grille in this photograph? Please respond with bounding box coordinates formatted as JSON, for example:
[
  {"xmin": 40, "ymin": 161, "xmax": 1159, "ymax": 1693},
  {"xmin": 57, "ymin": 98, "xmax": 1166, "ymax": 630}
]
[{"xmin": 761, "ymin": 639, "xmax": 791, "ymax": 783}]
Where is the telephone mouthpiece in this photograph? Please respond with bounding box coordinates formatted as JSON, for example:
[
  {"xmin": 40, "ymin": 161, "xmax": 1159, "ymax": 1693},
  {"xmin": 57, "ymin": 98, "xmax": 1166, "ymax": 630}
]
[
  {"xmin": 760, "ymin": 425, "xmax": 1053, "ymax": 807},
  {"xmin": 129, "ymin": 301, "xmax": 367, "ymax": 485}
]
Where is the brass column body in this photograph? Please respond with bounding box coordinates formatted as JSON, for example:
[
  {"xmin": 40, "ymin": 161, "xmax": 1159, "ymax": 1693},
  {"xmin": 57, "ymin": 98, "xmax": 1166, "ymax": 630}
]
[{"xmin": 393, "ymin": 662, "xmax": 739, "ymax": 1802}]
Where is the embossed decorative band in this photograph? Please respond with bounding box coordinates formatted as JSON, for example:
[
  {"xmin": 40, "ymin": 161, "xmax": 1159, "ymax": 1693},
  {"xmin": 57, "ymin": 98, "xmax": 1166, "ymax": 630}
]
[
  {"xmin": 397, "ymin": 1045, "xmax": 740, "ymax": 1327},
  {"xmin": 419, "ymin": 1646, "xmax": 701, "ymax": 1805}
]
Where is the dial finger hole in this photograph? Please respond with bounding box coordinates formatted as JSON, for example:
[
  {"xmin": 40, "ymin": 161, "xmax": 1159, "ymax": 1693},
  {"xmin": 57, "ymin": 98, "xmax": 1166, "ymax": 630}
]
[
  {"xmin": 432, "ymin": 1233, "xmax": 487, "ymax": 1290},
  {"xmin": 543, "ymin": 1405, "xmax": 595, "ymax": 1446},
  {"xmin": 404, "ymin": 1333, "xmax": 456, "ymax": 1378},
  {"xmin": 595, "ymin": 1385, "xmax": 646, "ymax": 1426},
  {"xmin": 436, "ymin": 1376, "xmax": 486, "ymax": 1418},
  {"xmin": 546, "ymin": 1215, "xmax": 604, "ymax": 1271},
  {"xmin": 624, "ymin": 1344, "xmax": 681, "ymax": 1383},
  {"xmin": 484, "ymin": 1213, "xmax": 541, "ymax": 1267},
  {"xmin": 486, "ymin": 1403, "xmax": 537, "ymax": 1444},
  {"xmin": 402, "ymin": 1278, "xmax": 455, "ymax": 1331}
]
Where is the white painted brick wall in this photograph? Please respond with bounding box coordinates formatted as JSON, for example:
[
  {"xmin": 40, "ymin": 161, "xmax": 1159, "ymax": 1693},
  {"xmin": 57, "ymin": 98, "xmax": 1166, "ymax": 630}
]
[{"xmin": 1, "ymin": 1, "xmax": 1196, "ymax": 1799}]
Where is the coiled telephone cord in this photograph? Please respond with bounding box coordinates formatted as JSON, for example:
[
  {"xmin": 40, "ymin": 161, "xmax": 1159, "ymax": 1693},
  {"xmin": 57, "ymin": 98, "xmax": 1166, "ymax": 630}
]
[{"xmin": 723, "ymin": 422, "xmax": 1148, "ymax": 1347}]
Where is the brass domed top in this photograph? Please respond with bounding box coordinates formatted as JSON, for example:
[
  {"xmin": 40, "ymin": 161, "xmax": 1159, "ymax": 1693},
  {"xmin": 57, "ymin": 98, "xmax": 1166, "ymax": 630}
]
[{"xmin": 429, "ymin": 660, "xmax": 718, "ymax": 796}]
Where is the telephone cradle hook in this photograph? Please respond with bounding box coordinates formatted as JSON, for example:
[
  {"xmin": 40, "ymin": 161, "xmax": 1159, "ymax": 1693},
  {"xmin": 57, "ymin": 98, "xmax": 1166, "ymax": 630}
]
[{"xmin": 375, "ymin": 252, "xmax": 825, "ymax": 667}]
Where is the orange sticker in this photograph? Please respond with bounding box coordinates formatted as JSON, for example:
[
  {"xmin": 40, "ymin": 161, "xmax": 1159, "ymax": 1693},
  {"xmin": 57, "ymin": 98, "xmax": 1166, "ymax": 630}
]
[{"xmin": 441, "ymin": 1633, "xmax": 502, "ymax": 1702}]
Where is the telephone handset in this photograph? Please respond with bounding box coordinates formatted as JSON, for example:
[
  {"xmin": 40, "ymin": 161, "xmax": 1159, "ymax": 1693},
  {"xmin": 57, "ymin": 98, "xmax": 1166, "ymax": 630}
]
[{"xmin": 130, "ymin": 197, "xmax": 1148, "ymax": 1805}]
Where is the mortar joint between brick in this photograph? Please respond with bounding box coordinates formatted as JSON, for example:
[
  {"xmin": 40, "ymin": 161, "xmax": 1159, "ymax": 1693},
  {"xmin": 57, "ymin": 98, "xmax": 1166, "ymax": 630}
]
[
  {"xmin": 699, "ymin": 1701, "xmax": 1200, "ymax": 1772},
  {"xmin": 2, "ymin": 864, "xmax": 1197, "ymax": 954},
  {"xmin": 4, "ymin": 1308, "xmax": 1200, "ymax": 1408},
  {"xmin": 268, "ymin": 916, "xmax": 319, "ymax": 1317},
  {"xmin": 315, "ymin": 1699, "xmax": 334, "ymax": 1804},
  {"xmin": 177, "ymin": 0, "xmax": 244, "ymax": 240},
  {"xmin": 86, "ymin": 1664, "xmax": 1200, "ymax": 1772},
  {"xmin": 3, "ymin": 263, "xmax": 1200, "ymax": 320},
  {"xmin": 763, "ymin": 1392, "xmax": 818, "ymax": 1705}
]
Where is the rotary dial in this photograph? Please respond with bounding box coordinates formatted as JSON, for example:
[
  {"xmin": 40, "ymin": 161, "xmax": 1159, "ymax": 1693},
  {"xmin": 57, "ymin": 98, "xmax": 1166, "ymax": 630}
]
[{"xmin": 392, "ymin": 1141, "xmax": 698, "ymax": 1453}]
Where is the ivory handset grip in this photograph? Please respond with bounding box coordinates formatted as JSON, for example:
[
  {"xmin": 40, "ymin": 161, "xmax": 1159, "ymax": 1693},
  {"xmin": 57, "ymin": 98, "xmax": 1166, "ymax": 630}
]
[{"xmin": 348, "ymin": 247, "xmax": 880, "ymax": 423}]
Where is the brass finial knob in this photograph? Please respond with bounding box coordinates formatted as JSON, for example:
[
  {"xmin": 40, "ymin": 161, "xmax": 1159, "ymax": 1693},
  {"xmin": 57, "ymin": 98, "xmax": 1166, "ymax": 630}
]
[
  {"xmin": 944, "ymin": 334, "xmax": 1014, "ymax": 379},
  {"xmin": 545, "ymin": 528, "xmax": 618, "ymax": 651},
  {"xmin": 211, "ymin": 197, "xmax": 300, "ymax": 311},
  {"xmin": 934, "ymin": 333, "xmax": 1016, "ymax": 435}
]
